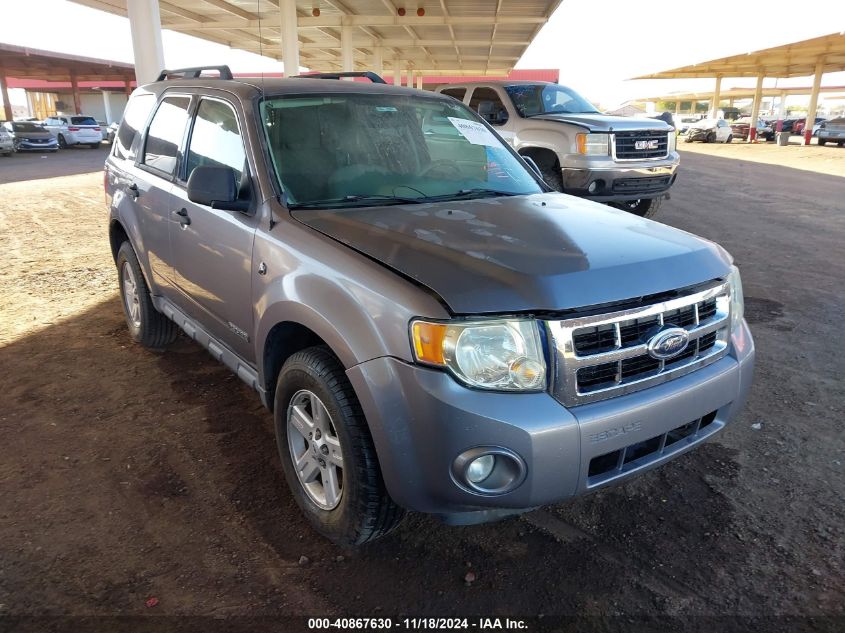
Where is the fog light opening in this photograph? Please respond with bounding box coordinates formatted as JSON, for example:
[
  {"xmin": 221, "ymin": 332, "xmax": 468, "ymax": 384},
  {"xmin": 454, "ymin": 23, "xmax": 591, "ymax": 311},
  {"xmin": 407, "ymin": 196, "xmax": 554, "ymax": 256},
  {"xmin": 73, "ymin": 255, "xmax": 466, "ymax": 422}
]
[
  {"xmin": 452, "ymin": 447, "xmax": 527, "ymax": 495},
  {"xmin": 587, "ymin": 181, "xmax": 597, "ymax": 193}
]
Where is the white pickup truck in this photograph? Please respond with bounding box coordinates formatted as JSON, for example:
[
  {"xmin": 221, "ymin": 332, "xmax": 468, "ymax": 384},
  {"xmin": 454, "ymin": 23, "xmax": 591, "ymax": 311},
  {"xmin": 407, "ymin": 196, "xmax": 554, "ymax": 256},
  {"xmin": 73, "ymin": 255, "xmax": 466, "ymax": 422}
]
[{"xmin": 436, "ymin": 81, "xmax": 679, "ymax": 218}]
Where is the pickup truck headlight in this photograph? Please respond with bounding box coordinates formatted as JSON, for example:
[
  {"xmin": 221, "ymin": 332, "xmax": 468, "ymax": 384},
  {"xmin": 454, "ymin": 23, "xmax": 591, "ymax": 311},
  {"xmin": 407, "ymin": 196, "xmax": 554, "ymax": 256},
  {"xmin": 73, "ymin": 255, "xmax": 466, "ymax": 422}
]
[
  {"xmin": 667, "ymin": 130, "xmax": 677, "ymax": 152},
  {"xmin": 575, "ymin": 133, "xmax": 609, "ymax": 156},
  {"xmin": 411, "ymin": 319, "xmax": 546, "ymax": 391},
  {"xmin": 727, "ymin": 265, "xmax": 745, "ymax": 331}
]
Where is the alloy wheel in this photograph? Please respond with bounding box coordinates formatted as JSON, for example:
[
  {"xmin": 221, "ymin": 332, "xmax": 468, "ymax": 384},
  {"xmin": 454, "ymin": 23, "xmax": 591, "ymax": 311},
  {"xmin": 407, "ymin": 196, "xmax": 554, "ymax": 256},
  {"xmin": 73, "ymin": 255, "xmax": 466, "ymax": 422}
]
[{"xmin": 121, "ymin": 262, "xmax": 142, "ymax": 328}]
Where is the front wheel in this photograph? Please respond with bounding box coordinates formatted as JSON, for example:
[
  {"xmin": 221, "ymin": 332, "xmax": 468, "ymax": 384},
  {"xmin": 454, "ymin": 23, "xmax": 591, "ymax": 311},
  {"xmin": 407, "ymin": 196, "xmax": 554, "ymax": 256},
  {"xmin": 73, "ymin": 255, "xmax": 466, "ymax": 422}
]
[
  {"xmin": 538, "ymin": 163, "xmax": 563, "ymax": 192},
  {"xmin": 610, "ymin": 197, "xmax": 662, "ymax": 219},
  {"xmin": 116, "ymin": 241, "xmax": 178, "ymax": 349},
  {"xmin": 57, "ymin": 134, "xmax": 67, "ymax": 149},
  {"xmin": 726, "ymin": 134, "xmax": 733, "ymax": 143},
  {"xmin": 274, "ymin": 346, "xmax": 404, "ymax": 546},
  {"xmin": 706, "ymin": 132, "xmax": 716, "ymax": 143}
]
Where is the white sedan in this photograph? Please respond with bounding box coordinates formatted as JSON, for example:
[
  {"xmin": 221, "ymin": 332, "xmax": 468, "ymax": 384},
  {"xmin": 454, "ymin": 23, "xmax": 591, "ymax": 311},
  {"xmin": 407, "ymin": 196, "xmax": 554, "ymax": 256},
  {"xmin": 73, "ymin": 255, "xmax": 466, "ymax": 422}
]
[{"xmin": 684, "ymin": 118, "xmax": 734, "ymax": 143}]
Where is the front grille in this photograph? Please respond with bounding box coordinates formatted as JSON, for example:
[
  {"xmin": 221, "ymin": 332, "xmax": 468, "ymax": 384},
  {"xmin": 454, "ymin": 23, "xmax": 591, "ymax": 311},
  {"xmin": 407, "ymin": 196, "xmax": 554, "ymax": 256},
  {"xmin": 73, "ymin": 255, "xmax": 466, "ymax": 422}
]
[
  {"xmin": 613, "ymin": 130, "xmax": 669, "ymax": 160},
  {"xmin": 587, "ymin": 411, "xmax": 718, "ymax": 483},
  {"xmin": 612, "ymin": 176, "xmax": 671, "ymax": 194},
  {"xmin": 548, "ymin": 282, "xmax": 732, "ymax": 406}
]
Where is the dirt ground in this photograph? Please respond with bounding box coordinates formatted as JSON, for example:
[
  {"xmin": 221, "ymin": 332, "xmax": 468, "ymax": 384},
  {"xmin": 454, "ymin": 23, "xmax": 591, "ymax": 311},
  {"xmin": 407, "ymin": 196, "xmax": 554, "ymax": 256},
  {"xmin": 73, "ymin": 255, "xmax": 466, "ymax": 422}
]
[{"xmin": 0, "ymin": 146, "xmax": 843, "ymax": 630}]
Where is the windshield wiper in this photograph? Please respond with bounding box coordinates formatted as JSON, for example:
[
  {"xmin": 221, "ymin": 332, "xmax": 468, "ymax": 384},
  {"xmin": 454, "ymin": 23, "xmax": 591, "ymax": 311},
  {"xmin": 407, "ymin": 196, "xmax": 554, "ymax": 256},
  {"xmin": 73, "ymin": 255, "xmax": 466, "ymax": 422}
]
[
  {"xmin": 436, "ymin": 188, "xmax": 522, "ymax": 201},
  {"xmin": 290, "ymin": 193, "xmax": 424, "ymax": 209}
]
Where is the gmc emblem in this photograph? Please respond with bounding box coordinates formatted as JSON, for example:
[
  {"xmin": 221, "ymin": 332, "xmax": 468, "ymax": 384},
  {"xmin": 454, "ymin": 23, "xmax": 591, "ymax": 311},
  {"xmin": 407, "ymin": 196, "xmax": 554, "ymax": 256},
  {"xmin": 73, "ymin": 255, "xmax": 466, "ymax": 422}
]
[{"xmin": 635, "ymin": 139, "xmax": 659, "ymax": 150}]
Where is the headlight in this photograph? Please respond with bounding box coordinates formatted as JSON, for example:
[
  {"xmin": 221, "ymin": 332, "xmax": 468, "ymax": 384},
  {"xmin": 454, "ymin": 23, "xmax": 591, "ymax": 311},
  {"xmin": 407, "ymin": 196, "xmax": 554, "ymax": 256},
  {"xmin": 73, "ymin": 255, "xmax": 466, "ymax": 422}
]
[
  {"xmin": 667, "ymin": 130, "xmax": 677, "ymax": 152},
  {"xmin": 575, "ymin": 133, "xmax": 609, "ymax": 156},
  {"xmin": 411, "ymin": 319, "xmax": 546, "ymax": 391},
  {"xmin": 727, "ymin": 265, "xmax": 745, "ymax": 332}
]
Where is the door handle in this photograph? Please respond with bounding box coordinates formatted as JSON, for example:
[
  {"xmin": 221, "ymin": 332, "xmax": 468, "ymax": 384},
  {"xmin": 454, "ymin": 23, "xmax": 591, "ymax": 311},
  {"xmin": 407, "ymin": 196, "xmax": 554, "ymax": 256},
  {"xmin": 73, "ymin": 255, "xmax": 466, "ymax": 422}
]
[
  {"xmin": 175, "ymin": 208, "xmax": 191, "ymax": 227},
  {"xmin": 127, "ymin": 182, "xmax": 139, "ymax": 198}
]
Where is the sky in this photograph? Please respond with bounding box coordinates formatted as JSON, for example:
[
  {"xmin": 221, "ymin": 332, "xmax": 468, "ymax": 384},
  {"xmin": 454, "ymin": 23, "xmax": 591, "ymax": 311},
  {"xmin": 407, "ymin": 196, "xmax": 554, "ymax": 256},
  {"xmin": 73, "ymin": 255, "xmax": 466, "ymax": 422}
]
[{"xmin": 2, "ymin": 0, "xmax": 845, "ymax": 109}]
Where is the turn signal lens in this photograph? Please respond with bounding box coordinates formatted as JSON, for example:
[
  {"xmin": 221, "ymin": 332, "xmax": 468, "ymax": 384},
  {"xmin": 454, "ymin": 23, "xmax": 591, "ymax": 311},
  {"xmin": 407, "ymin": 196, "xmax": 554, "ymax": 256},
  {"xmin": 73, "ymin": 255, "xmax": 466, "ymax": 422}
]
[{"xmin": 411, "ymin": 321, "xmax": 447, "ymax": 365}]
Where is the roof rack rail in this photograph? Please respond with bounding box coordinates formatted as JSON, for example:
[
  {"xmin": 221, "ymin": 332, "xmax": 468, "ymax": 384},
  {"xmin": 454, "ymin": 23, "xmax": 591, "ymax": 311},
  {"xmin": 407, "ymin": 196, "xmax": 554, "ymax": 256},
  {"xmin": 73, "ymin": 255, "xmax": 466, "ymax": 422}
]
[
  {"xmin": 156, "ymin": 65, "xmax": 233, "ymax": 81},
  {"xmin": 294, "ymin": 71, "xmax": 387, "ymax": 84}
]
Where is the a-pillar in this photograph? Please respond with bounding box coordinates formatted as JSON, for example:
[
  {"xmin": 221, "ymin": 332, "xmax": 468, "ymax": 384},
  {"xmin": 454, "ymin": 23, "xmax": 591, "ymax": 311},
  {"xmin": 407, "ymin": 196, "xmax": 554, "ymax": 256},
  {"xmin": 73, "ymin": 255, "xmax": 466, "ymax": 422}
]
[
  {"xmin": 127, "ymin": 0, "xmax": 165, "ymax": 85},
  {"xmin": 710, "ymin": 75, "xmax": 722, "ymax": 118},
  {"xmin": 804, "ymin": 59, "xmax": 825, "ymax": 145},
  {"xmin": 70, "ymin": 71, "xmax": 82, "ymax": 114},
  {"xmin": 748, "ymin": 75, "xmax": 764, "ymax": 142},
  {"xmin": 0, "ymin": 73, "xmax": 12, "ymax": 121},
  {"xmin": 279, "ymin": 0, "xmax": 299, "ymax": 76}
]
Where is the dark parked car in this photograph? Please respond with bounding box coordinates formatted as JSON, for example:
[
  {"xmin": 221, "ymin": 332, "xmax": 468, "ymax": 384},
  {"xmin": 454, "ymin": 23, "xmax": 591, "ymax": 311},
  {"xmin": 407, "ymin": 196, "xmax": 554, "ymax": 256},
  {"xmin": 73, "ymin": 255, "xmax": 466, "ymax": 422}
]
[
  {"xmin": 104, "ymin": 66, "xmax": 754, "ymax": 545},
  {"xmin": 3, "ymin": 121, "xmax": 58, "ymax": 152}
]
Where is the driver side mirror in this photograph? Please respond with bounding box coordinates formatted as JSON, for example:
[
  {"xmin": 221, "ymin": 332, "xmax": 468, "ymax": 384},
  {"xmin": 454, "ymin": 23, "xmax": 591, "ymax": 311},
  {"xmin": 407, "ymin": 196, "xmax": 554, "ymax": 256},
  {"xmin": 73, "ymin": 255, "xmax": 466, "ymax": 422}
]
[{"xmin": 187, "ymin": 165, "xmax": 249, "ymax": 212}]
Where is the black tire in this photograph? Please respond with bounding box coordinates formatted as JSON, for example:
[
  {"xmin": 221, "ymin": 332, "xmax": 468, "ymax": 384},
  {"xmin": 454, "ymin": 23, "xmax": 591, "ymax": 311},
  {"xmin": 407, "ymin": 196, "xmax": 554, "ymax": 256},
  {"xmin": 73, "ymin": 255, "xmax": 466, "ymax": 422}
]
[
  {"xmin": 274, "ymin": 346, "xmax": 405, "ymax": 546},
  {"xmin": 818, "ymin": 138, "xmax": 826, "ymax": 146},
  {"xmin": 538, "ymin": 163, "xmax": 563, "ymax": 192},
  {"xmin": 684, "ymin": 137, "xmax": 693, "ymax": 143},
  {"xmin": 116, "ymin": 241, "xmax": 178, "ymax": 349},
  {"xmin": 838, "ymin": 142, "xmax": 844, "ymax": 147},
  {"xmin": 706, "ymin": 132, "xmax": 716, "ymax": 143},
  {"xmin": 89, "ymin": 143, "xmax": 101, "ymax": 149},
  {"xmin": 610, "ymin": 197, "xmax": 662, "ymax": 219},
  {"xmin": 57, "ymin": 134, "xmax": 67, "ymax": 149},
  {"xmin": 726, "ymin": 134, "xmax": 733, "ymax": 144}
]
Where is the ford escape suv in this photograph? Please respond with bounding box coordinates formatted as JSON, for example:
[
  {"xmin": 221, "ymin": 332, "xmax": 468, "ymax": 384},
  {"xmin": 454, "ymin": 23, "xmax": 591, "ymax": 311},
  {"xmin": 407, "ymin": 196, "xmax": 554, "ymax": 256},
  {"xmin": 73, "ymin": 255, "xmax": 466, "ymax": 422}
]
[{"xmin": 105, "ymin": 67, "xmax": 755, "ymax": 546}]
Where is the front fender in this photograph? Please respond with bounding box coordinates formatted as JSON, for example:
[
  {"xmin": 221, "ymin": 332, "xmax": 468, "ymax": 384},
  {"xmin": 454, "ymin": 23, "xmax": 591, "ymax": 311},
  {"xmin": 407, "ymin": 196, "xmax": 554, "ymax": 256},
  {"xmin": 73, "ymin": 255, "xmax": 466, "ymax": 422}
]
[{"xmin": 514, "ymin": 124, "xmax": 574, "ymax": 163}]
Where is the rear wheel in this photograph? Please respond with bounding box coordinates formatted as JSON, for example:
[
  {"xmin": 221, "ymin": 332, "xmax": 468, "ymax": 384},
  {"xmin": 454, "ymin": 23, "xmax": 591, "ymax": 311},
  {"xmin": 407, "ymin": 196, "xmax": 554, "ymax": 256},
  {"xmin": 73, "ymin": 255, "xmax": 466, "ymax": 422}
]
[
  {"xmin": 818, "ymin": 138, "xmax": 826, "ymax": 146},
  {"xmin": 57, "ymin": 134, "xmax": 67, "ymax": 149},
  {"xmin": 610, "ymin": 197, "xmax": 662, "ymax": 219},
  {"xmin": 116, "ymin": 241, "xmax": 178, "ymax": 349},
  {"xmin": 89, "ymin": 142, "xmax": 101, "ymax": 149},
  {"xmin": 274, "ymin": 346, "xmax": 404, "ymax": 546}
]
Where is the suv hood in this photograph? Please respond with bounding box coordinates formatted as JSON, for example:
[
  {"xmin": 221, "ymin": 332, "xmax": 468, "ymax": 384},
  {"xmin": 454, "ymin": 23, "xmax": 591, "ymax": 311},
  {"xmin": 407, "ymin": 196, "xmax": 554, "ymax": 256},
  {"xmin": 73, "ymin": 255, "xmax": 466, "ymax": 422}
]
[
  {"xmin": 528, "ymin": 113, "xmax": 672, "ymax": 133},
  {"xmin": 292, "ymin": 193, "xmax": 731, "ymax": 315}
]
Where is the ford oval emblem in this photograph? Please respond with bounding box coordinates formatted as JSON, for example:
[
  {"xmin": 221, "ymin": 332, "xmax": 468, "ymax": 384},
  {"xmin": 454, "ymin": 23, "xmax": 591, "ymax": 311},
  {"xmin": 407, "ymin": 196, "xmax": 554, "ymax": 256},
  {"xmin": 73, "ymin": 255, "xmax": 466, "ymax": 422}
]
[{"xmin": 647, "ymin": 327, "xmax": 690, "ymax": 360}]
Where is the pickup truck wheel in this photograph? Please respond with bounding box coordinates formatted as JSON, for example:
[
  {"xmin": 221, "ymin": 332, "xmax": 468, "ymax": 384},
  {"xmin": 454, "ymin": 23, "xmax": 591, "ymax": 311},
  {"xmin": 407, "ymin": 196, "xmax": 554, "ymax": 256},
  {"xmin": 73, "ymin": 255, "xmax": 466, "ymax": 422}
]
[
  {"xmin": 538, "ymin": 164, "xmax": 564, "ymax": 192},
  {"xmin": 275, "ymin": 346, "xmax": 404, "ymax": 546},
  {"xmin": 116, "ymin": 242, "xmax": 178, "ymax": 349},
  {"xmin": 611, "ymin": 197, "xmax": 661, "ymax": 219}
]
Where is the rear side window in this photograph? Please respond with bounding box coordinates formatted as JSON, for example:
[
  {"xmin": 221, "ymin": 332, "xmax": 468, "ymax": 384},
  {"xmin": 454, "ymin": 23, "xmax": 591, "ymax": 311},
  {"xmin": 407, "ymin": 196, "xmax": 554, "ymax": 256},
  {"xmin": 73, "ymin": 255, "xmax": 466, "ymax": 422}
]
[
  {"xmin": 185, "ymin": 99, "xmax": 245, "ymax": 183},
  {"xmin": 71, "ymin": 116, "xmax": 97, "ymax": 125},
  {"xmin": 440, "ymin": 87, "xmax": 466, "ymax": 101},
  {"xmin": 143, "ymin": 96, "xmax": 191, "ymax": 175},
  {"xmin": 468, "ymin": 87, "xmax": 509, "ymax": 126},
  {"xmin": 114, "ymin": 93, "xmax": 155, "ymax": 160}
]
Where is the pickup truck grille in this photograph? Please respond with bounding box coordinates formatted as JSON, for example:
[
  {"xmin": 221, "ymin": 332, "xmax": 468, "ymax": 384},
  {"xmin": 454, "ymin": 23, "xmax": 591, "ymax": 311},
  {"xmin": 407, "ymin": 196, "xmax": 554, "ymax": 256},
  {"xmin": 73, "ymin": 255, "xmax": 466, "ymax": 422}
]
[
  {"xmin": 613, "ymin": 131, "xmax": 669, "ymax": 160},
  {"xmin": 547, "ymin": 281, "xmax": 732, "ymax": 406}
]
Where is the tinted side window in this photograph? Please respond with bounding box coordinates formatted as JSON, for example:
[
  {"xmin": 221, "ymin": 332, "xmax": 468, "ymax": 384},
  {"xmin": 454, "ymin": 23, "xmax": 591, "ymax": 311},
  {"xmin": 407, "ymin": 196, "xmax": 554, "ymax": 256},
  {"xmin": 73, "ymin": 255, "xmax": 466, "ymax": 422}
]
[
  {"xmin": 114, "ymin": 93, "xmax": 155, "ymax": 161},
  {"xmin": 440, "ymin": 87, "xmax": 466, "ymax": 101},
  {"xmin": 468, "ymin": 88, "xmax": 509, "ymax": 126},
  {"xmin": 143, "ymin": 96, "xmax": 190, "ymax": 175},
  {"xmin": 185, "ymin": 99, "xmax": 245, "ymax": 183}
]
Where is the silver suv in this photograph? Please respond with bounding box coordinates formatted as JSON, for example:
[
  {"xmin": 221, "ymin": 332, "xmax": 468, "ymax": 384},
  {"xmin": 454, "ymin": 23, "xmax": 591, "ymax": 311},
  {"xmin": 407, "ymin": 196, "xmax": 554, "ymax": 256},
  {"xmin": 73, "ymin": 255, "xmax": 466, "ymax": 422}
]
[
  {"xmin": 437, "ymin": 81, "xmax": 679, "ymax": 218},
  {"xmin": 105, "ymin": 67, "xmax": 754, "ymax": 546}
]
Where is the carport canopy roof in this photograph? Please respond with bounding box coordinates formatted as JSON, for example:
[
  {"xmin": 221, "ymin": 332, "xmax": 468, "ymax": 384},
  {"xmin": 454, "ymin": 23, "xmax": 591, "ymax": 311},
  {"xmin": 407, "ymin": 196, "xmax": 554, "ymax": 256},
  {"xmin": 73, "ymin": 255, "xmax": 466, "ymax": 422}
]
[
  {"xmin": 0, "ymin": 42, "xmax": 135, "ymax": 83},
  {"xmin": 634, "ymin": 32, "xmax": 845, "ymax": 79},
  {"xmin": 68, "ymin": 0, "xmax": 563, "ymax": 75}
]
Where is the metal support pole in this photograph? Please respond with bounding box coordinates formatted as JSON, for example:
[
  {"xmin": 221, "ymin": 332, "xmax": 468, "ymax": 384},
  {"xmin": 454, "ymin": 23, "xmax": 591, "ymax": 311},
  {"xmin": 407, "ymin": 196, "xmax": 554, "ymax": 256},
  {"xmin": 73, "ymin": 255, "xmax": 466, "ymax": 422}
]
[
  {"xmin": 416, "ymin": 74, "xmax": 424, "ymax": 90},
  {"xmin": 749, "ymin": 75, "xmax": 763, "ymax": 142},
  {"xmin": 407, "ymin": 70, "xmax": 415, "ymax": 89},
  {"xmin": 279, "ymin": 0, "xmax": 300, "ymax": 76},
  {"xmin": 70, "ymin": 72, "xmax": 82, "ymax": 114},
  {"xmin": 710, "ymin": 75, "xmax": 722, "ymax": 118},
  {"xmin": 804, "ymin": 60, "xmax": 825, "ymax": 146},
  {"xmin": 101, "ymin": 90, "xmax": 113, "ymax": 124},
  {"xmin": 393, "ymin": 57, "xmax": 402, "ymax": 86},
  {"xmin": 775, "ymin": 91, "xmax": 786, "ymax": 133},
  {"xmin": 127, "ymin": 0, "xmax": 165, "ymax": 85},
  {"xmin": 340, "ymin": 23, "xmax": 354, "ymax": 74},
  {"xmin": 124, "ymin": 80, "xmax": 133, "ymax": 97},
  {"xmin": 0, "ymin": 74, "xmax": 12, "ymax": 121},
  {"xmin": 372, "ymin": 46, "xmax": 384, "ymax": 78}
]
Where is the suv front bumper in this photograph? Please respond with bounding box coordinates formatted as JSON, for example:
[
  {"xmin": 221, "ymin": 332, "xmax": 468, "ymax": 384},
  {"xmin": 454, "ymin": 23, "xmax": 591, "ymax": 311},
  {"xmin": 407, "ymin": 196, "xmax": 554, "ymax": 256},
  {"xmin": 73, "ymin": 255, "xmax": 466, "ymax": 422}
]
[
  {"xmin": 561, "ymin": 161, "xmax": 679, "ymax": 202},
  {"xmin": 347, "ymin": 320, "xmax": 754, "ymax": 518}
]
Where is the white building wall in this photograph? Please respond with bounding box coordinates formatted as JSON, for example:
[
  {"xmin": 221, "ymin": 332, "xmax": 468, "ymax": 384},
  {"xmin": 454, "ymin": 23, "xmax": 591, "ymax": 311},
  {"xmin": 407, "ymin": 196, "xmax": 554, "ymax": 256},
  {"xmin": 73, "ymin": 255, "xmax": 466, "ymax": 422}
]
[{"xmin": 78, "ymin": 93, "xmax": 128, "ymax": 123}]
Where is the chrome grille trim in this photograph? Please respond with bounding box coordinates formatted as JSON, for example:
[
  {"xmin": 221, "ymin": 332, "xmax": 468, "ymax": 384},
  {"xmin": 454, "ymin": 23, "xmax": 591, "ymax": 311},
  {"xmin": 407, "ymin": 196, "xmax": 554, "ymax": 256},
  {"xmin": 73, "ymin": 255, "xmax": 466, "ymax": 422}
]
[{"xmin": 547, "ymin": 282, "xmax": 731, "ymax": 406}]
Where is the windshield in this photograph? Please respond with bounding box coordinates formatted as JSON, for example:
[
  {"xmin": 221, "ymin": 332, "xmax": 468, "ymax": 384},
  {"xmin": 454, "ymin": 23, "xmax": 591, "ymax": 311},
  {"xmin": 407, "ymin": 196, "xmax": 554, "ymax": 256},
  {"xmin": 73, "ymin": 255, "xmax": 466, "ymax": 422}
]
[
  {"xmin": 12, "ymin": 122, "xmax": 43, "ymax": 133},
  {"xmin": 260, "ymin": 93, "xmax": 541, "ymax": 207},
  {"xmin": 71, "ymin": 116, "xmax": 97, "ymax": 126},
  {"xmin": 504, "ymin": 84, "xmax": 599, "ymax": 117}
]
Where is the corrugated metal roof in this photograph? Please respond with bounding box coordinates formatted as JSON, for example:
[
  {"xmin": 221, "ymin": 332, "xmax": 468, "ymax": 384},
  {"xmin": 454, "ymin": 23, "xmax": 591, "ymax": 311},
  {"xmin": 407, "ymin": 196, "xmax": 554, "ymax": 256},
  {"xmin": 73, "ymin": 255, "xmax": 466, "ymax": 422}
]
[{"xmin": 68, "ymin": 0, "xmax": 563, "ymax": 75}]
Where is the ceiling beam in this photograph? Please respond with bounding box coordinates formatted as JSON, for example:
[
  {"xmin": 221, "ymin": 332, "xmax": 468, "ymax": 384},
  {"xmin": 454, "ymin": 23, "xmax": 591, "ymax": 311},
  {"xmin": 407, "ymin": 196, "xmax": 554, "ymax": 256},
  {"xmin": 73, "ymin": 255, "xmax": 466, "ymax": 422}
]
[{"xmin": 163, "ymin": 15, "xmax": 547, "ymax": 30}]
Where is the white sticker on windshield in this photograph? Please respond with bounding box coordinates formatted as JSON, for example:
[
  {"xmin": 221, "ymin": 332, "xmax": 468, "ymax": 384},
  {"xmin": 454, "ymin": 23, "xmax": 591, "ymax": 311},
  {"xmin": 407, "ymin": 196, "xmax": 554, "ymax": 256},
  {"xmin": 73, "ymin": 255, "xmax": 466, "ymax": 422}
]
[{"xmin": 447, "ymin": 117, "xmax": 503, "ymax": 147}]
